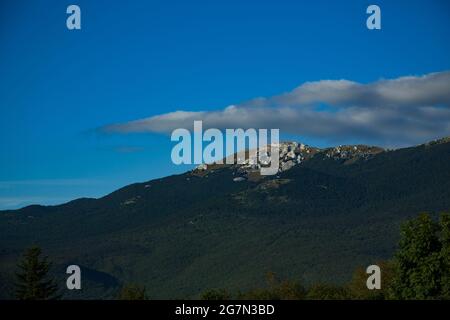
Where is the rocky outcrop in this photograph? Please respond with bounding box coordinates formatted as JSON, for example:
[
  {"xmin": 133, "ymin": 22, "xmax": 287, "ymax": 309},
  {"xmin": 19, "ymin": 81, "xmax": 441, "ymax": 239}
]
[{"xmin": 191, "ymin": 141, "xmax": 386, "ymax": 181}]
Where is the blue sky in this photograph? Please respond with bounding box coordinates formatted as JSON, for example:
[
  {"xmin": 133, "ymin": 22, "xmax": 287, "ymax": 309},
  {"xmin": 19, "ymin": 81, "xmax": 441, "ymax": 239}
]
[{"xmin": 1, "ymin": 0, "xmax": 450, "ymax": 209}]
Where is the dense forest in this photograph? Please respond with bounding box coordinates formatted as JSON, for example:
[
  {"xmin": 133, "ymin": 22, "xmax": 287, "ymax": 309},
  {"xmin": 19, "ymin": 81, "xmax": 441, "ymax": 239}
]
[
  {"xmin": 11, "ymin": 213, "xmax": 450, "ymax": 300},
  {"xmin": 1, "ymin": 138, "xmax": 449, "ymax": 299}
]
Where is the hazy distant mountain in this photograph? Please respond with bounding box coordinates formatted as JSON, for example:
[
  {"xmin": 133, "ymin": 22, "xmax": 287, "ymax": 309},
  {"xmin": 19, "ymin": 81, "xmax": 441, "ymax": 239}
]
[{"xmin": 1, "ymin": 137, "xmax": 449, "ymax": 299}]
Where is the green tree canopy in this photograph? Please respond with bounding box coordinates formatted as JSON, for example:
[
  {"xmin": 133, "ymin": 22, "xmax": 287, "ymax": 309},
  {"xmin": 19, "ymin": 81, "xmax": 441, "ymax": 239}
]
[
  {"xmin": 346, "ymin": 261, "xmax": 393, "ymax": 300},
  {"xmin": 306, "ymin": 283, "xmax": 349, "ymax": 300},
  {"xmin": 439, "ymin": 213, "xmax": 450, "ymax": 299},
  {"xmin": 389, "ymin": 212, "xmax": 450, "ymax": 299}
]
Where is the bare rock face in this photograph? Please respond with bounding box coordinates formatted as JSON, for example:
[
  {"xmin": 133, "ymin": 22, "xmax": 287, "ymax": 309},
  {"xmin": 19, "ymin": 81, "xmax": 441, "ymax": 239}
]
[
  {"xmin": 196, "ymin": 163, "xmax": 208, "ymax": 171},
  {"xmin": 286, "ymin": 150, "xmax": 296, "ymax": 160},
  {"xmin": 281, "ymin": 160, "xmax": 295, "ymax": 172},
  {"xmin": 275, "ymin": 142, "xmax": 319, "ymax": 172},
  {"xmin": 225, "ymin": 142, "xmax": 321, "ymax": 181},
  {"xmin": 191, "ymin": 141, "xmax": 386, "ymax": 181},
  {"xmin": 323, "ymin": 145, "xmax": 384, "ymax": 161}
]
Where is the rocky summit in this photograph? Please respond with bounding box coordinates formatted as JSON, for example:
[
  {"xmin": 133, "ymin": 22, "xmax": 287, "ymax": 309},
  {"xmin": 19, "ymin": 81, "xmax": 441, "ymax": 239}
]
[{"xmin": 194, "ymin": 142, "xmax": 385, "ymax": 181}]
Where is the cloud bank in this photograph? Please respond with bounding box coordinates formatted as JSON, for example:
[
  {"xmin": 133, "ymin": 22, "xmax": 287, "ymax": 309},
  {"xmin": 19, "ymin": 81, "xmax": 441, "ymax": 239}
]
[{"xmin": 103, "ymin": 71, "xmax": 450, "ymax": 147}]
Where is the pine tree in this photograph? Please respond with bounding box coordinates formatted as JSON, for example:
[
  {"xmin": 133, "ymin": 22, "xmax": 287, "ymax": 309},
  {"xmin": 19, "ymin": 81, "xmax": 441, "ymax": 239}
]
[{"xmin": 15, "ymin": 246, "xmax": 59, "ymax": 300}]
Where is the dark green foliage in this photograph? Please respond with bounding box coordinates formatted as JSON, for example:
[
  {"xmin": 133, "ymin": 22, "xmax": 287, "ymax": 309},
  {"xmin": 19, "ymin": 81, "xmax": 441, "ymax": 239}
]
[
  {"xmin": 306, "ymin": 283, "xmax": 349, "ymax": 300},
  {"xmin": 200, "ymin": 289, "xmax": 231, "ymax": 300},
  {"xmin": 236, "ymin": 273, "xmax": 306, "ymax": 300},
  {"xmin": 440, "ymin": 213, "xmax": 450, "ymax": 298},
  {"xmin": 0, "ymin": 140, "xmax": 449, "ymax": 299},
  {"xmin": 199, "ymin": 214, "xmax": 449, "ymax": 300},
  {"xmin": 346, "ymin": 261, "xmax": 393, "ymax": 300},
  {"xmin": 389, "ymin": 213, "xmax": 450, "ymax": 299},
  {"xmin": 118, "ymin": 284, "xmax": 147, "ymax": 300},
  {"xmin": 15, "ymin": 246, "xmax": 59, "ymax": 300}
]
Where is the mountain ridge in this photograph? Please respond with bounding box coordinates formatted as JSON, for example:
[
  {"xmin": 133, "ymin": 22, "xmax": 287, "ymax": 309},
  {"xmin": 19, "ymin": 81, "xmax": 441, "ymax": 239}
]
[
  {"xmin": 4, "ymin": 137, "xmax": 449, "ymax": 212},
  {"xmin": 0, "ymin": 137, "xmax": 449, "ymax": 299}
]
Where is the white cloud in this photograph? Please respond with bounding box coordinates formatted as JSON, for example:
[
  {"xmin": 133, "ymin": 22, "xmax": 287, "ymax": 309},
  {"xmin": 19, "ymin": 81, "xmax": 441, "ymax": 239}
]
[{"xmin": 102, "ymin": 71, "xmax": 450, "ymax": 147}]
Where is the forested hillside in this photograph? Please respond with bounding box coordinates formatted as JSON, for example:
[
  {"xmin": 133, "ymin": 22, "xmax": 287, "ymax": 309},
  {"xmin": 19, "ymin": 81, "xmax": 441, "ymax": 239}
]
[{"xmin": 1, "ymin": 138, "xmax": 449, "ymax": 299}]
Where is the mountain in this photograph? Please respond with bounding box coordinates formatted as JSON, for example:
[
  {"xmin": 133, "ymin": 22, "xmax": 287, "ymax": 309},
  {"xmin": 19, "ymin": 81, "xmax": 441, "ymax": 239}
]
[{"xmin": 1, "ymin": 138, "xmax": 450, "ymax": 299}]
